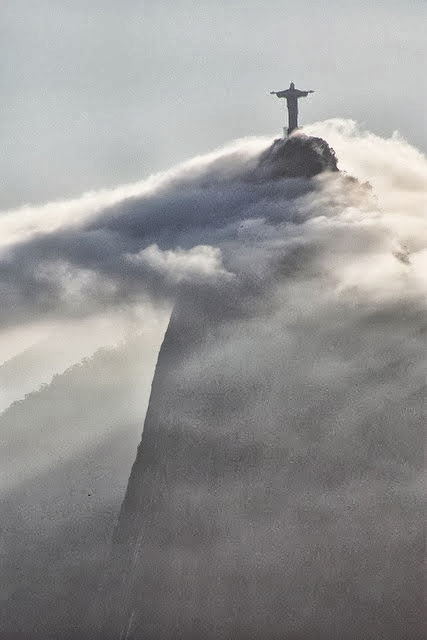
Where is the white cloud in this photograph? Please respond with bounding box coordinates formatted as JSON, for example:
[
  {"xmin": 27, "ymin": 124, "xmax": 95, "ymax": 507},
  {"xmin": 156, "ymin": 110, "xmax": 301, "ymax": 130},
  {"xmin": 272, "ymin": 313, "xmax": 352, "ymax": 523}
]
[{"xmin": 129, "ymin": 244, "xmax": 233, "ymax": 284}]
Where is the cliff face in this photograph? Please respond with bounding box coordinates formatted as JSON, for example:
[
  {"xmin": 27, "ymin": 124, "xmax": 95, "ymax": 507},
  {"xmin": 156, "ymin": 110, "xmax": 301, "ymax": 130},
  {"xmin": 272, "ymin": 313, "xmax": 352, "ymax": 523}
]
[{"xmin": 102, "ymin": 138, "xmax": 424, "ymax": 640}]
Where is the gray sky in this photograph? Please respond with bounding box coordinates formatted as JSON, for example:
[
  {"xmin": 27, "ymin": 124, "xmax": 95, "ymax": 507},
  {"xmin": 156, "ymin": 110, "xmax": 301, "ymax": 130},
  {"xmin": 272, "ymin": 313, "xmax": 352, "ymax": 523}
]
[{"xmin": 1, "ymin": 0, "xmax": 426, "ymax": 209}]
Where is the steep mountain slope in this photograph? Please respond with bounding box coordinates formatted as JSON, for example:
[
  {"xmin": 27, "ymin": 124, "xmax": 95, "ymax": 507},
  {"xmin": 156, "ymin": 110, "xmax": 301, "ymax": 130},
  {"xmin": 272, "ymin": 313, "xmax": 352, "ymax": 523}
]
[
  {"xmin": 104, "ymin": 137, "xmax": 424, "ymax": 639},
  {"xmin": 0, "ymin": 328, "xmax": 166, "ymax": 640}
]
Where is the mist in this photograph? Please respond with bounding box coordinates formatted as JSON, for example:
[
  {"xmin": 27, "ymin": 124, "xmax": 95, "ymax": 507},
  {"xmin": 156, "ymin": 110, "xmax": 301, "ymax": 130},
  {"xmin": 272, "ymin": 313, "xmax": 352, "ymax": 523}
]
[{"xmin": 1, "ymin": 120, "xmax": 425, "ymax": 638}]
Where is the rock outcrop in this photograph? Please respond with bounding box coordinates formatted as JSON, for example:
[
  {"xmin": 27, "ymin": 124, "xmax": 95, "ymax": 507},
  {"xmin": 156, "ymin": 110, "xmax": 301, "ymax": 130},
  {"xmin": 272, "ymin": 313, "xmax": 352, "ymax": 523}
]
[{"xmin": 256, "ymin": 133, "xmax": 338, "ymax": 179}]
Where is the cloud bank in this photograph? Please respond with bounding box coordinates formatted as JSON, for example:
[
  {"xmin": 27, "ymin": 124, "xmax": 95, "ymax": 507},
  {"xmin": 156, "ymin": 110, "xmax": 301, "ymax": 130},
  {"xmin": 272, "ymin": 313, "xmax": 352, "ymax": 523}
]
[{"xmin": 1, "ymin": 121, "xmax": 425, "ymax": 335}]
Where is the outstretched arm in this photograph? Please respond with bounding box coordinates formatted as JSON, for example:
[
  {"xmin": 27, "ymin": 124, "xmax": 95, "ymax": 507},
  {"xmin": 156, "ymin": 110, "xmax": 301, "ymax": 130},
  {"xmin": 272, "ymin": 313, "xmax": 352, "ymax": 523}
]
[{"xmin": 270, "ymin": 89, "xmax": 289, "ymax": 98}]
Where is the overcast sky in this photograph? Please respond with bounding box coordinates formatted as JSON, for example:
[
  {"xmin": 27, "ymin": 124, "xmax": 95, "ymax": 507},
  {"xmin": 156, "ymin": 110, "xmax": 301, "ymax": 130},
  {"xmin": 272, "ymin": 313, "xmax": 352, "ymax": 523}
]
[{"xmin": 1, "ymin": 0, "xmax": 425, "ymax": 209}]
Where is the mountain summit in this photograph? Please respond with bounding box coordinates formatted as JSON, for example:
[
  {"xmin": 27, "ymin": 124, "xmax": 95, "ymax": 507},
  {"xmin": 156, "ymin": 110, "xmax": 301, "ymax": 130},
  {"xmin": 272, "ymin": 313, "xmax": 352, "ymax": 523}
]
[{"xmin": 257, "ymin": 133, "xmax": 338, "ymax": 178}]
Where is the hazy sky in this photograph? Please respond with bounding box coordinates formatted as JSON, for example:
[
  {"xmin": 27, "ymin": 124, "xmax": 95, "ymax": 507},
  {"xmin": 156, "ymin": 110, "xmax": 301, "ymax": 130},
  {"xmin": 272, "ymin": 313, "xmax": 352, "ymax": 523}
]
[{"xmin": 1, "ymin": 0, "xmax": 425, "ymax": 209}]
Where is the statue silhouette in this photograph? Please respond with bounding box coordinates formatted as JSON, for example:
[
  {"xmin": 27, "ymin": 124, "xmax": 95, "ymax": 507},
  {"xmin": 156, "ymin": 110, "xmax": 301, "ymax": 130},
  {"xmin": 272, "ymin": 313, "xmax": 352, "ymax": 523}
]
[{"xmin": 270, "ymin": 82, "xmax": 314, "ymax": 136}]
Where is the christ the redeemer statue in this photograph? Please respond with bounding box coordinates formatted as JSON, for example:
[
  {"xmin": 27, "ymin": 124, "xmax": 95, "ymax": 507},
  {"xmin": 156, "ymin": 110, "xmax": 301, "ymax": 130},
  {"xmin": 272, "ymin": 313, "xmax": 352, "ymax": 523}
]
[{"xmin": 270, "ymin": 82, "xmax": 314, "ymax": 136}]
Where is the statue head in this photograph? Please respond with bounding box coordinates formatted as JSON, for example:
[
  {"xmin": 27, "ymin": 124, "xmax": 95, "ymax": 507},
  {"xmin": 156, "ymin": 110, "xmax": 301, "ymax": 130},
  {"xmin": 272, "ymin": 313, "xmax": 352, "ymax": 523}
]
[{"xmin": 290, "ymin": 82, "xmax": 295, "ymax": 89}]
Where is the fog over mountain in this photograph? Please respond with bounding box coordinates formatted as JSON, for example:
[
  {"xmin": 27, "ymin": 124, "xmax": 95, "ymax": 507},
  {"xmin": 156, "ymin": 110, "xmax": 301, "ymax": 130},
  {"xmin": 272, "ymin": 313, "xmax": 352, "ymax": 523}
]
[
  {"xmin": 1, "ymin": 121, "xmax": 426, "ymax": 638},
  {"xmin": 1, "ymin": 329, "xmax": 170, "ymax": 636}
]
